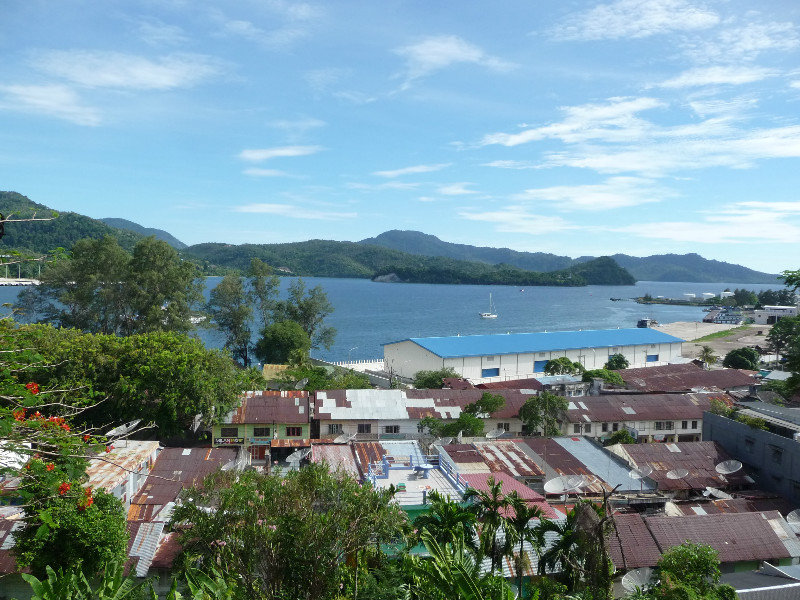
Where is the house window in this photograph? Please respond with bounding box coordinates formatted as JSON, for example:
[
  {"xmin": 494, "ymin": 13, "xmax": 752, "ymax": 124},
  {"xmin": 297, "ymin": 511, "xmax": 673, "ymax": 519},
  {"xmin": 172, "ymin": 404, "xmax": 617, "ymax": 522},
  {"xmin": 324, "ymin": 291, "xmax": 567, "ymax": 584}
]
[
  {"xmin": 770, "ymin": 445, "xmax": 783, "ymax": 465},
  {"xmin": 286, "ymin": 427, "xmax": 302, "ymax": 437},
  {"xmin": 646, "ymin": 354, "xmax": 659, "ymax": 362},
  {"xmin": 692, "ymin": 420, "xmax": 698, "ymax": 429},
  {"xmin": 328, "ymin": 424, "xmax": 343, "ymax": 435},
  {"xmin": 498, "ymin": 423, "xmax": 510, "ymax": 432},
  {"xmin": 383, "ymin": 425, "xmax": 400, "ymax": 434},
  {"xmin": 602, "ymin": 423, "xmax": 608, "ymax": 433},
  {"xmin": 573, "ymin": 424, "xmax": 581, "ymax": 434},
  {"xmin": 584, "ymin": 424, "xmax": 591, "ymax": 433},
  {"xmin": 612, "ymin": 423, "xmax": 619, "ymax": 432},
  {"xmin": 681, "ymin": 421, "xmax": 688, "ymax": 430},
  {"xmin": 253, "ymin": 427, "xmax": 271, "ymax": 437},
  {"xmin": 220, "ymin": 427, "xmax": 239, "ymax": 437},
  {"xmin": 485, "ymin": 356, "xmax": 495, "ymax": 362},
  {"xmin": 358, "ymin": 423, "xmax": 372, "ymax": 434},
  {"xmin": 655, "ymin": 421, "xmax": 674, "ymax": 431},
  {"xmin": 481, "ymin": 368, "xmax": 500, "ymax": 377}
]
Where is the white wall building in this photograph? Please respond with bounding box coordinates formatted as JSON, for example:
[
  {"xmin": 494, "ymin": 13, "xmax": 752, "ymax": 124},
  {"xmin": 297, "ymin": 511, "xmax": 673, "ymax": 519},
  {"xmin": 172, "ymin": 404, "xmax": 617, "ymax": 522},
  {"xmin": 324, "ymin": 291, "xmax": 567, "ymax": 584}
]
[
  {"xmin": 754, "ymin": 305, "xmax": 798, "ymax": 325},
  {"xmin": 384, "ymin": 328, "xmax": 684, "ymax": 383}
]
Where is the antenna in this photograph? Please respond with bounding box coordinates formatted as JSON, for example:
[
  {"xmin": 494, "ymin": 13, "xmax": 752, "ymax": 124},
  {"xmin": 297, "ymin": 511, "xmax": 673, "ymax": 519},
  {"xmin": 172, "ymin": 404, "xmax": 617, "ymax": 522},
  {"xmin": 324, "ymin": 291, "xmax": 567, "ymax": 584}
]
[
  {"xmin": 665, "ymin": 468, "xmax": 689, "ymax": 480},
  {"xmin": 714, "ymin": 460, "xmax": 742, "ymax": 475},
  {"xmin": 485, "ymin": 429, "xmax": 504, "ymax": 439},
  {"xmin": 621, "ymin": 568, "xmax": 656, "ymax": 593},
  {"xmin": 294, "ymin": 378, "xmax": 309, "ymax": 390}
]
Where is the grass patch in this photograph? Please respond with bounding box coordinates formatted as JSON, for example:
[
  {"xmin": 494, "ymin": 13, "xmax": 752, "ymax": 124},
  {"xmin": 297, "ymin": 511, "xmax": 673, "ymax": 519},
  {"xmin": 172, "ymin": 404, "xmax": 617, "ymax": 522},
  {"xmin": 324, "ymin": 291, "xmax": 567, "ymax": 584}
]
[{"xmin": 691, "ymin": 325, "xmax": 752, "ymax": 342}]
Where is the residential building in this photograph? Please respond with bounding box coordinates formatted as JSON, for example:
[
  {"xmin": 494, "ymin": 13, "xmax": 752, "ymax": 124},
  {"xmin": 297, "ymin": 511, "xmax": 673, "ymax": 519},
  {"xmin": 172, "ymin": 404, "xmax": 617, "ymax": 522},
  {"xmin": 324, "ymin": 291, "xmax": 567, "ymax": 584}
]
[
  {"xmin": 562, "ymin": 392, "xmax": 721, "ymax": 442},
  {"xmin": 85, "ymin": 440, "xmax": 161, "ymax": 511},
  {"xmin": 754, "ymin": 306, "xmax": 798, "ymax": 325},
  {"xmin": 383, "ymin": 328, "xmax": 684, "ymax": 382},
  {"xmin": 211, "ymin": 390, "xmax": 311, "ymax": 463},
  {"xmin": 618, "ymin": 362, "xmax": 757, "ymax": 393}
]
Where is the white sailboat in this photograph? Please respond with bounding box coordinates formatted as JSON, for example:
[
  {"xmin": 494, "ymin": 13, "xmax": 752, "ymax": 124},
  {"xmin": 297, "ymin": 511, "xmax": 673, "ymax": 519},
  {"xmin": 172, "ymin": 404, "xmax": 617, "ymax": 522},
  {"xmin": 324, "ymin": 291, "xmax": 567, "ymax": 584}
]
[{"xmin": 479, "ymin": 293, "xmax": 498, "ymax": 319}]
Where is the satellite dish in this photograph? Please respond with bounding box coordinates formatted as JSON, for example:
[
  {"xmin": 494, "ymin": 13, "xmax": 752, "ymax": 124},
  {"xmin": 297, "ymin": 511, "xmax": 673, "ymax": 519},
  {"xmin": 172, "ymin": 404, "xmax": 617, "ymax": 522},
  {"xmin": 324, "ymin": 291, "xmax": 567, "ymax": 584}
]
[
  {"xmin": 566, "ymin": 475, "xmax": 588, "ymax": 491},
  {"xmin": 432, "ymin": 437, "xmax": 452, "ymax": 447},
  {"xmin": 286, "ymin": 448, "xmax": 310, "ymax": 463},
  {"xmin": 333, "ymin": 433, "xmax": 352, "ymax": 444},
  {"xmin": 666, "ymin": 468, "xmax": 689, "ymax": 480},
  {"xmin": 294, "ymin": 378, "xmax": 309, "ymax": 390},
  {"xmin": 628, "ymin": 465, "xmax": 653, "ymax": 480},
  {"xmin": 105, "ymin": 419, "xmax": 142, "ymax": 438},
  {"xmin": 704, "ymin": 486, "xmax": 732, "ymax": 500},
  {"xmin": 786, "ymin": 510, "xmax": 800, "ymax": 533},
  {"xmin": 543, "ymin": 477, "xmax": 570, "ymax": 495},
  {"xmin": 485, "ymin": 429, "xmax": 504, "ymax": 439},
  {"xmin": 543, "ymin": 475, "xmax": 587, "ymax": 496},
  {"xmin": 715, "ymin": 460, "xmax": 742, "ymax": 475},
  {"xmin": 621, "ymin": 568, "xmax": 656, "ymax": 593}
]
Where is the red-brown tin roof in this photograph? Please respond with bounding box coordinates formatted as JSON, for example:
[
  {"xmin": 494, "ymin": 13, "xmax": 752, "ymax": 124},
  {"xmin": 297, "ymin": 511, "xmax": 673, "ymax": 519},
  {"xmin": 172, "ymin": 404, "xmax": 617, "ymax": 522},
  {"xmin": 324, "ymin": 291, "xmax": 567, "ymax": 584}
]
[{"xmin": 619, "ymin": 363, "xmax": 756, "ymax": 393}]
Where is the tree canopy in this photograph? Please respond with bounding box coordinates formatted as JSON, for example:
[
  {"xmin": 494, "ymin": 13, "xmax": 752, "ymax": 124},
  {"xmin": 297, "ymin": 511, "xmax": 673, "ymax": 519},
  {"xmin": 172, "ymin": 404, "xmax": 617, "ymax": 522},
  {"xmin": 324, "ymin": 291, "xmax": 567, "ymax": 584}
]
[
  {"xmin": 412, "ymin": 367, "xmax": 460, "ymax": 389},
  {"xmin": 544, "ymin": 357, "xmax": 585, "ymax": 375},
  {"xmin": 518, "ymin": 391, "xmax": 568, "ymax": 436},
  {"xmin": 722, "ymin": 347, "xmax": 760, "ymax": 370},
  {"xmin": 604, "ymin": 353, "xmax": 629, "ymax": 370}
]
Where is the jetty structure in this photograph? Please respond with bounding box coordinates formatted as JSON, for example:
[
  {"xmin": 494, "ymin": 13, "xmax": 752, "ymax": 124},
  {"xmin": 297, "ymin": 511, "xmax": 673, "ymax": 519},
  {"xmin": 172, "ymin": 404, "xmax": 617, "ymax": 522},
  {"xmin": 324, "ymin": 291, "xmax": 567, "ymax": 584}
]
[{"xmin": 383, "ymin": 328, "xmax": 684, "ymax": 383}]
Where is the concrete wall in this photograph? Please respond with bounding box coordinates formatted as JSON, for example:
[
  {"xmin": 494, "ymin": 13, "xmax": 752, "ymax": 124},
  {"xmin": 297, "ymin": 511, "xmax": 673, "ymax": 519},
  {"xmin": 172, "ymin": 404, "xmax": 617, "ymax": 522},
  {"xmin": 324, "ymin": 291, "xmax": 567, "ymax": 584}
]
[
  {"xmin": 703, "ymin": 411, "xmax": 800, "ymax": 505},
  {"xmin": 565, "ymin": 417, "xmax": 703, "ymax": 442},
  {"xmin": 317, "ymin": 416, "xmax": 526, "ymax": 439},
  {"xmin": 384, "ymin": 340, "xmax": 443, "ymax": 379}
]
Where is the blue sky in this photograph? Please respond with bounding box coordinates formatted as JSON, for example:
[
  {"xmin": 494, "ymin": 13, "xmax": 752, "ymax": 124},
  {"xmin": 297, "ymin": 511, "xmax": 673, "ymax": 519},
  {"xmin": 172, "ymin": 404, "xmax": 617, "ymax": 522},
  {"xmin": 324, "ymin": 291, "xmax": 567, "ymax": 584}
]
[{"xmin": 2, "ymin": 0, "xmax": 799, "ymax": 273}]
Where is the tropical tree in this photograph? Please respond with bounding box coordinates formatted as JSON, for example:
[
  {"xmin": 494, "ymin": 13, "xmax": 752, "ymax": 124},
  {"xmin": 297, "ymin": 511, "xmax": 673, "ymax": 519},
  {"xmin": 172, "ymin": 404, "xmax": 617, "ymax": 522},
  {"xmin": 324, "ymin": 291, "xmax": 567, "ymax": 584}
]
[
  {"xmin": 273, "ymin": 278, "xmax": 336, "ymax": 350},
  {"xmin": 22, "ymin": 560, "xmax": 149, "ymax": 600},
  {"xmin": 603, "ymin": 429, "xmax": 636, "ymax": 446},
  {"xmin": 519, "ymin": 392, "xmax": 569, "ymax": 436},
  {"xmin": 464, "ymin": 392, "xmax": 506, "ymax": 417},
  {"xmin": 604, "ymin": 354, "xmax": 629, "ymax": 370},
  {"xmin": 581, "ymin": 369, "xmax": 625, "ymax": 386},
  {"xmin": 536, "ymin": 509, "xmax": 582, "ymax": 591},
  {"xmin": 412, "ymin": 367, "xmax": 460, "ymax": 389},
  {"xmin": 642, "ymin": 542, "xmax": 737, "ymax": 600},
  {"xmin": 207, "ymin": 273, "xmax": 254, "ymax": 366},
  {"xmin": 463, "ymin": 476, "xmax": 511, "ymax": 573},
  {"xmin": 722, "ymin": 347, "xmax": 760, "ymax": 370},
  {"xmin": 698, "ymin": 345, "xmax": 718, "ymax": 368},
  {"xmin": 544, "ymin": 357, "xmax": 585, "ymax": 375},
  {"xmin": 254, "ymin": 320, "xmax": 311, "ymax": 364},
  {"xmin": 413, "ymin": 490, "xmax": 479, "ymax": 555},
  {"xmin": 505, "ymin": 492, "xmax": 543, "ymax": 598},
  {"xmin": 766, "ymin": 316, "xmax": 800, "ymax": 366}
]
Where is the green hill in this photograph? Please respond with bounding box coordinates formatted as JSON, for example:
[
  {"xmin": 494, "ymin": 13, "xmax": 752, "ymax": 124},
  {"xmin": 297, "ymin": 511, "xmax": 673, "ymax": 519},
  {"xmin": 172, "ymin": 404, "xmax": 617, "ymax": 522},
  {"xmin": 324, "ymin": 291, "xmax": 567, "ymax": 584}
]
[
  {"xmin": 362, "ymin": 229, "xmax": 777, "ymax": 284},
  {"xmin": 101, "ymin": 218, "xmax": 187, "ymax": 250}
]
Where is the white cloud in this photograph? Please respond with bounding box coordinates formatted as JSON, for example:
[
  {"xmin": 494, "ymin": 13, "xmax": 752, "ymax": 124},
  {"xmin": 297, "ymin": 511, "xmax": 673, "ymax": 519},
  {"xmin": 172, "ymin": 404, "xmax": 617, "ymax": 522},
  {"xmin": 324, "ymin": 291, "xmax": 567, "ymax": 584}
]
[
  {"xmin": 268, "ymin": 117, "xmax": 326, "ymax": 134},
  {"xmin": 238, "ymin": 145, "xmax": 323, "ymax": 161},
  {"xmin": 0, "ymin": 84, "xmax": 100, "ymax": 126},
  {"xmin": 234, "ymin": 203, "xmax": 355, "ymax": 220},
  {"xmin": 657, "ymin": 66, "xmax": 776, "ymax": 88},
  {"xmin": 243, "ymin": 168, "xmax": 290, "ymax": 177},
  {"xmin": 480, "ymin": 97, "xmax": 665, "ymax": 147},
  {"xmin": 347, "ymin": 181, "xmax": 420, "ymax": 191},
  {"xmin": 459, "ymin": 205, "xmax": 574, "ymax": 234},
  {"xmin": 512, "ymin": 177, "xmax": 664, "ymax": 210},
  {"xmin": 137, "ymin": 19, "xmax": 188, "ymax": 46},
  {"xmin": 481, "ymin": 160, "xmax": 538, "ymax": 170},
  {"xmin": 438, "ymin": 183, "xmax": 477, "ymax": 195},
  {"xmin": 31, "ymin": 51, "xmax": 221, "ymax": 90},
  {"xmin": 683, "ymin": 20, "xmax": 800, "ymax": 64},
  {"xmin": 373, "ymin": 163, "xmax": 451, "ymax": 178},
  {"xmin": 555, "ymin": 0, "xmax": 719, "ymax": 41},
  {"xmin": 395, "ymin": 35, "xmax": 513, "ymax": 89}
]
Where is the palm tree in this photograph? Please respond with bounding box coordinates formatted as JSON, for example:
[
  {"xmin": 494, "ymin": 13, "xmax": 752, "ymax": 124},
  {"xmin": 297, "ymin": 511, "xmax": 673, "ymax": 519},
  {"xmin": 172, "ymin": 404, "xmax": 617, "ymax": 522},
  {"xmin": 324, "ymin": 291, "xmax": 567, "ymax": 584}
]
[
  {"xmin": 698, "ymin": 345, "xmax": 717, "ymax": 369},
  {"xmin": 463, "ymin": 476, "xmax": 511, "ymax": 574},
  {"xmin": 505, "ymin": 492, "xmax": 543, "ymax": 598},
  {"xmin": 535, "ymin": 508, "xmax": 582, "ymax": 592},
  {"xmin": 413, "ymin": 490, "xmax": 479, "ymax": 555}
]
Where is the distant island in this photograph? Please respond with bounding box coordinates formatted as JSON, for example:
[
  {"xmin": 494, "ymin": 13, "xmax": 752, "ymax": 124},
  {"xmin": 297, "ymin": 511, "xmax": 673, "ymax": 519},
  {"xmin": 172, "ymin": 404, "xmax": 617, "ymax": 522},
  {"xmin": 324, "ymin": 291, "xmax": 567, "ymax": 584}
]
[{"xmin": 0, "ymin": 191, "xmax": 781, "ymax": 286}]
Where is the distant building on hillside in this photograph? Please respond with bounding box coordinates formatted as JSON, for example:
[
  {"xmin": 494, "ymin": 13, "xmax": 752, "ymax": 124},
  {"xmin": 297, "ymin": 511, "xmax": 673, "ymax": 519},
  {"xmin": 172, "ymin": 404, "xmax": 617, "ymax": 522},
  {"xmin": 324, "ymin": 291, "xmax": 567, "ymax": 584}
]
[
  {"xmin": 384, "ymin": 328, "xmax": 684, "ymax": 383},
  {"xmin": 754, "ymin": 305, "xmax": 798, "ymax": 325}
]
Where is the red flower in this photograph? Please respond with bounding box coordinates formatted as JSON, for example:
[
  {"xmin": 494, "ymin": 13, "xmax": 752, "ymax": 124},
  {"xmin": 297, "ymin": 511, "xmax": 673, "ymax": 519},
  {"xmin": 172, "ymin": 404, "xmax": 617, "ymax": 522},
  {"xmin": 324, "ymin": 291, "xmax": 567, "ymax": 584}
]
[
  {"xmin": 58, "ymin": 482, "xmax": 71, "ymax": 495},
  {"xmin": 26, "ymin": 382, "xmax": 39, "ymax": 395},
  {"xmin": 13, "ymin": 410, "xmax": 25, "ymax": 422},
  {"xmin": 105, "ymin": 445, "xmax": 114, "ymax": 453},
  {"xmin": 84, "ymin": 434, "xmax": 91, "ymax": 442},
  {"xmin": 46, "ymin": 463, "xmax": 54, "ymax": 471}
]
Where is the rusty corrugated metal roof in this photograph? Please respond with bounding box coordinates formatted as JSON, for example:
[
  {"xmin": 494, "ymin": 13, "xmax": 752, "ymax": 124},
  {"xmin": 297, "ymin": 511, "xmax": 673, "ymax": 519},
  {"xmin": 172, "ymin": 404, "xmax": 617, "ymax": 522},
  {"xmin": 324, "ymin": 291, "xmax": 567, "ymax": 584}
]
[
  {"xmin": 564, "ymin": 393, "xmax": 719, "ymax": 423},
  {"xmin": 472, "ymin": 440, "xmax": 545, "ymax": 478},
  {"xmin": 476, "ymin": 378, "xmax": 543, "ymax": 391},
  {"xmin": 227, "ymin": 391, "xmax": 310, "ymax": 424},
  {"xmin": 311, "ymin": 444, "xmax": 360, "ymax": 478},
  {"xmin": 270, "ymin": 438, "xmax": 311, "ymax": 448},
  {"xmin": 620, "ymin": 363, "xmax": 756, "ymax": 392},
  {"xmin": 460, "ymin": 472, "xmax": 558, "ymax": 519},
  {"xmin": 518, "ymin": 437, "xmax": 610, "ymax": 494},
  {"xmin": 85, "ymin": 441, "xmax": 160, "ymax": 492},
  {"xmin": 352, "ymin": 442, "xmax": 386, "ymax": 475}
]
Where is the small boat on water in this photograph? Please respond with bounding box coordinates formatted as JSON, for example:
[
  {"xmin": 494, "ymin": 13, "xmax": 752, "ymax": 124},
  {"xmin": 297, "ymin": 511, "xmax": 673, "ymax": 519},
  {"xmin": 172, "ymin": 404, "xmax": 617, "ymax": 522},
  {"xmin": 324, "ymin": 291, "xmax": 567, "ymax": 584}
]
[{"xmin": 480, "ymin": 293, "xmax": 498, "ymax": 319}]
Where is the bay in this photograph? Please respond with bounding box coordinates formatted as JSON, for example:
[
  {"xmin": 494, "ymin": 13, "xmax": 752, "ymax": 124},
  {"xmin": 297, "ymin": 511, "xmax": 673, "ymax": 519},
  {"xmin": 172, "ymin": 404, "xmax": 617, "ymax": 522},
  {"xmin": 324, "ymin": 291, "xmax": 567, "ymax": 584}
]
[{"xmin": 0, "ymin": 278, "xmax": 785, "ymax": 362}]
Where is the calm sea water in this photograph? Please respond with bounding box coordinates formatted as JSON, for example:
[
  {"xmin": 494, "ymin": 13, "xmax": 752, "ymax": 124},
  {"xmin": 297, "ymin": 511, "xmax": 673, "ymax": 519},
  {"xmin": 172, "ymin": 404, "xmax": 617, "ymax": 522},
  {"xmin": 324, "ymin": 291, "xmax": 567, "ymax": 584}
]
[{"xmin": 2, "ymin": 277, "xmax": 785, "ymax": 361}]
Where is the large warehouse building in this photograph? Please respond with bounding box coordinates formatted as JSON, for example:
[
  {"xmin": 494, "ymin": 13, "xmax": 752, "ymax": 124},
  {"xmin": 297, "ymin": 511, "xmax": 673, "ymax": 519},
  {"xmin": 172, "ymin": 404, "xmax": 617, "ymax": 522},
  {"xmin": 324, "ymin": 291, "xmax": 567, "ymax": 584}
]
[{"xmin": 384, "ymin": 328, "xmax": 684, "ymax": 383}]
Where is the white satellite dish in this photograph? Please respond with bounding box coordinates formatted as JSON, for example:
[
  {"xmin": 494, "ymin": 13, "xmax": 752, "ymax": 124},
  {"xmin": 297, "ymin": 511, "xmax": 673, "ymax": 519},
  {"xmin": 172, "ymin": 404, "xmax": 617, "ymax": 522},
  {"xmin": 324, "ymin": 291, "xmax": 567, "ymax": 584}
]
[
  {"xmin": 105, "ymin": 419, "xmax": 142, "ymax": 438},
  {"xmin": 628, "ymin": 465, "xmax": 653, "ymax": 480},
  {"xmin": 704, "ymin": 486, "xmax": 732, "ymax": 500},
  {"xmin": 566, "ymin": 474, "xmax": 588, "ymax": 491},
  {"xmin": 786, "ymin": 510, "xmax": 800, "ymax": 534},
  {"xmin": 621, "ymin": 568, "xmax": 656, "ymax": 593},
  {"xmin": 715, "ymin": 460, "xmax": 742, "ymax": 475},
  {"xmin": 286, "ymin": 448, "xmax": 311, "ymax": 463},
  {"xmin": 543, "ymin": 477, "xmax": 570, "ymax": 495},
  {"xmin": 333, "ymin": 433, "xmax": 357, "ymax": 444},
  {"xmin": 485, "ymin": 429, "xmax": 504, "ymax": 439},
  {"xmin": 432, "ymin": 437, "xmax": 452, "ymax": 447},
  {"xmin": 666, "ymin": 468, "xmax": 689, "ymax": 480}
]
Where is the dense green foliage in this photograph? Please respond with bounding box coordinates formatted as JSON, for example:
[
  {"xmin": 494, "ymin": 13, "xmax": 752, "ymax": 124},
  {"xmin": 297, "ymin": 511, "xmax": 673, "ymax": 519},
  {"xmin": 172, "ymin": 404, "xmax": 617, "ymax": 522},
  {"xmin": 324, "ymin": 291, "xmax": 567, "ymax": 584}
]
[
  {"xmin": 255, "ymin": 320, "xmax": 312, "ymax": 364},
  {"xmin": 274, "ymin": 278, "xmax": 336, "ymax": 350},
  {"xmin": 518, "ymin": 391, "xmax": 569, "ymax": 436},
  {"xmin": 412, "ymin": 367, "xmax": 461, "ymax": 389},
  {"xmin": 544, "ymin": 357, "xmax": 585, "ymax": 375},
  {"xmin": 463, "ymin": 392, "xmax": 506, "ymax": 417},
  {"xmin": 3, "ymin": 323, "xmax": 250, "ymax": 436},
  {"xmin": 722, "ymin": 347, "xmax": 760, "ymax": 370},
  {"xmin": 582, "ymin": 368, "xmax": 625, "ymax": 386},
  {"xmin": 604, "ymin": 353, "xmax": 629, "ymax": 370},
  {"xmin": 274, "ymin": 363, "xmax": 371, "ymax": 391},
  {"xmin": 183, "ymin": 240, "xmax": 635, "ymax": 286},
  {"xmin": 15, "ymin": 235, "xmax": 203, "ymax": 336},
  {"xmin": 360, "ymin": 230, "xmax": 777, "ymax": 283},
  {"xmin": 603, "ymin": 429, "xmax": 637, "ymax": 445},
  {"xmin": 100, "ymin": 217, "xmax": 187, "ymax": 249},
  {"xmin": 171, "ymin": 463, "xmax": 406, "ymax": 600}
]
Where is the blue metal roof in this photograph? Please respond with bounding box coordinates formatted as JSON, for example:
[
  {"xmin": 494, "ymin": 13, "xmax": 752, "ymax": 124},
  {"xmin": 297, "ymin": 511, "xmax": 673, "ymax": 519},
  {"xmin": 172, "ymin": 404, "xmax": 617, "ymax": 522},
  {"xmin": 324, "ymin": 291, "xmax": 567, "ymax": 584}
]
[{"xmin": 391, "ymin": 328, "xmax": 684, "ymax": 358}]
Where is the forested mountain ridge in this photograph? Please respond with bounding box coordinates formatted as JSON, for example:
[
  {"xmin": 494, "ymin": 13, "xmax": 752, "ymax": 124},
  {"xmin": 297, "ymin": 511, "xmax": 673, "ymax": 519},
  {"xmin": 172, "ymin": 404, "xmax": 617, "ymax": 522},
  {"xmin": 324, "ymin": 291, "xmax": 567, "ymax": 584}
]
[
  {"xmin": 182, "ymin": 240, "xmax": 635, "ymax": 286},
  {"xmin": 361, "ymin": 229, "xmax": 778, "ymax": 283},
  {"xmin": 0, "ymin": 191, "xmax": 143, "ymax": 253},
  {"xmin": 100, "ymin": 218, "xmax": 187, "ymax": 249}
]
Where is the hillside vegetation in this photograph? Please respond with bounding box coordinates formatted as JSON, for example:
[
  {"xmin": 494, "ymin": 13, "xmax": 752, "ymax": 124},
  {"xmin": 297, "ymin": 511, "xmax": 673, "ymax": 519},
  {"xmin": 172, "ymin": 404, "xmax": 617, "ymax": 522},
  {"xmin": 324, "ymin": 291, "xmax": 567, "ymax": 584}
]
[{"xmin": 101, "ymin": 217, "xmax": 187, "ymax": 249}]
